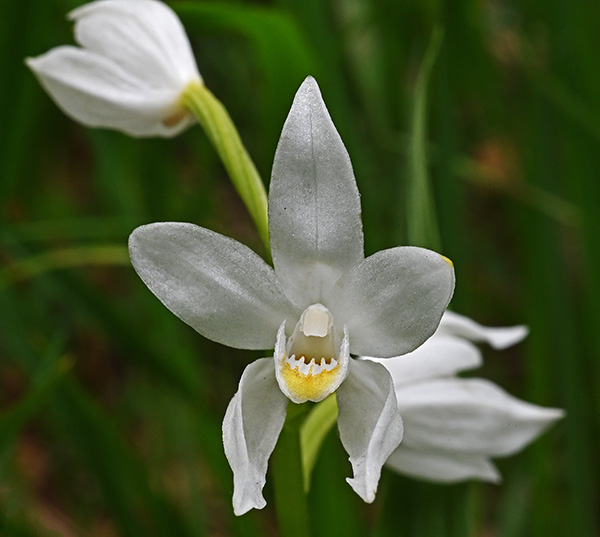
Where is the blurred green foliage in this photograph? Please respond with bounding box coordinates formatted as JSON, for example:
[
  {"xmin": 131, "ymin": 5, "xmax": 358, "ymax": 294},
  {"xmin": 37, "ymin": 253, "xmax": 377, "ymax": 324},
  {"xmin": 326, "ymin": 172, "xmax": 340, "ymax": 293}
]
[{"xmin": 1, "ymin": 0, "xmax": 599, "ymax": 535}]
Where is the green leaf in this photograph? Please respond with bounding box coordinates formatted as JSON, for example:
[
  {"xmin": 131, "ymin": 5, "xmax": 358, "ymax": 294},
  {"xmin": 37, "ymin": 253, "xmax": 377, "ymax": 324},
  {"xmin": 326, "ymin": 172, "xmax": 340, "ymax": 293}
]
[
  {"xmin": 300, "ymin": 395, "xmax": 338, "ymax": 492},
  {"xmin": 407, "ymin": 27, "xmax": 443, "ymax": 251}
]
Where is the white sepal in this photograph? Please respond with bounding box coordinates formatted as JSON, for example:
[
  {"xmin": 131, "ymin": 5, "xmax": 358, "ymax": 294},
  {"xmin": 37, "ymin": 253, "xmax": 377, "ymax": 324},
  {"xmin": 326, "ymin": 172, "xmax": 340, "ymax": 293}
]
[
  {"xmin": 385, "ymin": 445, "xmax": 501, "ymax": 483},
  {"xmin": 367, "ymin": 334, "xmax": 483, "ymax": 388},
  {"xmin": 70, "ymin": 0, "xmax": 200, "ymax": 89},
  {"xmin": 336, "ymin": 359, "xmax": 403, "ymax": 502},
  {"xmin": 129, "ymin": 222, "xmax": 299, "ymax": 350},
  {"xmin": 439, "ymin": 311, "xmax": 528, "ymax": 349},
  {"xmin": 329, "ymin": 247, "xmax": 455, "ymax": 357},
  {"xmin": 223, "ymin": 358, "xmax": 288, "ymax": 516},
  {"xmin": 397, "ymin": 378, "xmax": 565, "ymax": 457},
  {"xmin": 269, "ymin": 76, "xmax": 364, "ymax": 307}
]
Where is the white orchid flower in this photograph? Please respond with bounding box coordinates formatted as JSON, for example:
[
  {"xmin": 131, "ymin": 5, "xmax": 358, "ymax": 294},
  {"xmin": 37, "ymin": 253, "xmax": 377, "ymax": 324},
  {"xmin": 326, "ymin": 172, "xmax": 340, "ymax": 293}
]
[
  {"xmin": 128, "ymin": 77, "xmax": 455, "ymax": 514},
  {"xmin": 368, "ymin": 311, "xmax": 564, "ymax": 483},
  {"xmin": 26, "ymin": 0, "xmax": 202, "ymax": 137}
]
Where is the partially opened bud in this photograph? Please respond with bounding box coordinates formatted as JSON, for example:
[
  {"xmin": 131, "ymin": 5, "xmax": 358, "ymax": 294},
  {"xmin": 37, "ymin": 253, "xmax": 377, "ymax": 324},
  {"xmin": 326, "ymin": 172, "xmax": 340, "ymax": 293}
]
[{"xmin": 26, "ymin": 0, "xmax": 202, "ymax": 137}]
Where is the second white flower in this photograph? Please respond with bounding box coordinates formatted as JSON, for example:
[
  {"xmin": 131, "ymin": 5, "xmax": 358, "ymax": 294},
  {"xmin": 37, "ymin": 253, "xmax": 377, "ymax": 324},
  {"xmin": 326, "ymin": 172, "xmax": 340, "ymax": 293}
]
[{"xmin": 27, "ymin": 0, "xmax": 202, "ymax": 137}]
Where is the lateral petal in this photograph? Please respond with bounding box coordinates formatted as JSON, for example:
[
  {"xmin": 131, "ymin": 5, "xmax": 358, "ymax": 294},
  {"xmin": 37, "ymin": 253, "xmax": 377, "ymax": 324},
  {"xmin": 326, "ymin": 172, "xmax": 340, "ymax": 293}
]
[
  {"xmin": 397, "ymin": 378, "xmax": 565, "ymax": 457},
  {"xmin": 269, "ymin": 76, "xmax": 364, "ymax": 307},
  {"xmin": 386, "ymin": 446, "xmax": 501, "ymax": 483},
  {"xmin": 129, "ymin": 222, "xmax": 299, "ymax": 350},
  {"xmin": 440, "ymin": 311, "xmax": 528, "ymax": 349},
  {"xmin": 70, "ymin": 0, "xmax": 201, "ymax": 89},
  {"xmin": 222, "ymin": 358, "xmax": 288, "ymax": 515},
  {"xmin": 329, "ymin": 246, "xmax": 455, "ymax": 357},
  {"xmin": 336, "ymin": 359, "xmax": 403, "ymax": 503},
  {"xmin": 26, "ymin": 47, "xmax": 191, "ymax": 137}
]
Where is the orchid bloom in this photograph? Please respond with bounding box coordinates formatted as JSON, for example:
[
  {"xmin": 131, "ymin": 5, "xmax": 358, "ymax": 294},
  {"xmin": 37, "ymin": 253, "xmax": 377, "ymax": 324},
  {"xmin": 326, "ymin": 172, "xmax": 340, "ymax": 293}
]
[
  {"xmin": 368, "ymin": 311, "xmax": 564, "ymax": 483},
  {"xmin": 26, "ymin": 0, "xmax": 201, "ymax": 137},
  {"xmin": 128, "ymin": 77, "xmax": 455, "ymax": 514}
]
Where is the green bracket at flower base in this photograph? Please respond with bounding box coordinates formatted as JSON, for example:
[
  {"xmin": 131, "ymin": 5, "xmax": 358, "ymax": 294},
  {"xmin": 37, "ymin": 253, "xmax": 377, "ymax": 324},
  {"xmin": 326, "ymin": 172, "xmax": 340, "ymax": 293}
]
[{"xmin": 181, "ymin": 82, "xmax": 270, "ymax": 253}]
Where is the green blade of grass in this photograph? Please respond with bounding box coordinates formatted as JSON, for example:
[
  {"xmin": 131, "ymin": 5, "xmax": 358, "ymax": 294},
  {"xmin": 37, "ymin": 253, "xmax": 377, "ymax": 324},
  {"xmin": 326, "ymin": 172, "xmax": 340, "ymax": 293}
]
[{"xmin": 406, "ymin": 27, "xmax": 443, "ymax": 251}]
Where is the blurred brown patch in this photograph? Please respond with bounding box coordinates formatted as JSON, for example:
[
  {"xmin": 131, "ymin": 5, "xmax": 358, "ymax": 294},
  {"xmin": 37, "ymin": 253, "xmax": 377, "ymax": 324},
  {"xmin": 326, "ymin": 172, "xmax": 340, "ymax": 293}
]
[{"xmin": 472, "ymin": 137, "xmax": 520, "ymax": 189}]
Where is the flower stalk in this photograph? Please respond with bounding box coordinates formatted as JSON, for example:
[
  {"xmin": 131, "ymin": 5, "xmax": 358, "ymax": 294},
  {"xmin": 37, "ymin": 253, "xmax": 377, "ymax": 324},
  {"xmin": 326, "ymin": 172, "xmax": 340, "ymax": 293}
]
[
  {"xmin": 181, "ymin": 82, "xmax": 270, "ymax": 251},
  {"xmin": 271, "ymin": 403, "xmax": 312, "ymax": 537}
]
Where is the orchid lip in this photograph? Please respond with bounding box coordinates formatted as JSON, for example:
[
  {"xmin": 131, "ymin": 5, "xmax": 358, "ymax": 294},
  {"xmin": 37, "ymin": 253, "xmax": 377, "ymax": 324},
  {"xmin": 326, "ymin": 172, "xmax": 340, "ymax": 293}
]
[{"xmin": 274, "ymin": 304, "xmax": 350, "ymax": 404}]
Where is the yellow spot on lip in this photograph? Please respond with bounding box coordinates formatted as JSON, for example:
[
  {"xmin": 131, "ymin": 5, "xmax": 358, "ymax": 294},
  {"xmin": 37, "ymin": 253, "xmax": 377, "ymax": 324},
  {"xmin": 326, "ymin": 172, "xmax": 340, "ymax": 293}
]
[
  {"xmin": 280, "ymin": 360, "xmax": 341, "ymax": 402},
  {"xmin": 440, "ymin": 255, "xmax": 454, "ymax": 267}
]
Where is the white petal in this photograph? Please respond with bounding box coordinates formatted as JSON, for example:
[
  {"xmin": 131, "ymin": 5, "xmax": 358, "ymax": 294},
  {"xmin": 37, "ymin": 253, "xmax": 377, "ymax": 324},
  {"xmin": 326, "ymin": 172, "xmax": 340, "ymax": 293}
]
[
  {"xmin": 386, "ymin": 446, "xmax": 501, "ymax": 483},
  {"xmin": 328, "ymin": 247, "xmax": 455, "ymax": 357},
  {"xmin": 440, "ymin": 311, "xmax": 528, "ymax": 349},
  {"xmin": 70, "ymin": 0, "xmax": 201, "ymax": 89},
  {"xmin": 223, "ymin": 358, "xmax": 288, "ymax": 516},
  {"xmin": 269, "ymin": 76, "xmax": 364, "ymax": 307},
  {"xmin": 397, "ymin": 378, "xmax": 565, "ymax": 457},
  {"xmin": 336, "ymin": 359, "xmax": 403, "ymax": 503},
  {"xmin": 26, "ymin": 47, "xmax": 192, "ymax": 137},
  {"xmin": 129, "ymin": 222, "xmax": 299, "ymax": 350},
  {"xmin": 366, "ymin": 334, "xmax": 482, "ymax": 388}
]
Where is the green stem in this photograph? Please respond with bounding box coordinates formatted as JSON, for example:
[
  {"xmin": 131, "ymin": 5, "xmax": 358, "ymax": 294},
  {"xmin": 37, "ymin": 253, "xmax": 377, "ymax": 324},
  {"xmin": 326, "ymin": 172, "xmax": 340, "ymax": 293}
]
[
  {"xmin": 271, "ymin": 403, "xmax": 311, "ymax": 537},
  {"xmin": 181, "ymin": 82, "xmax": 270, "ymax": 252}
]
